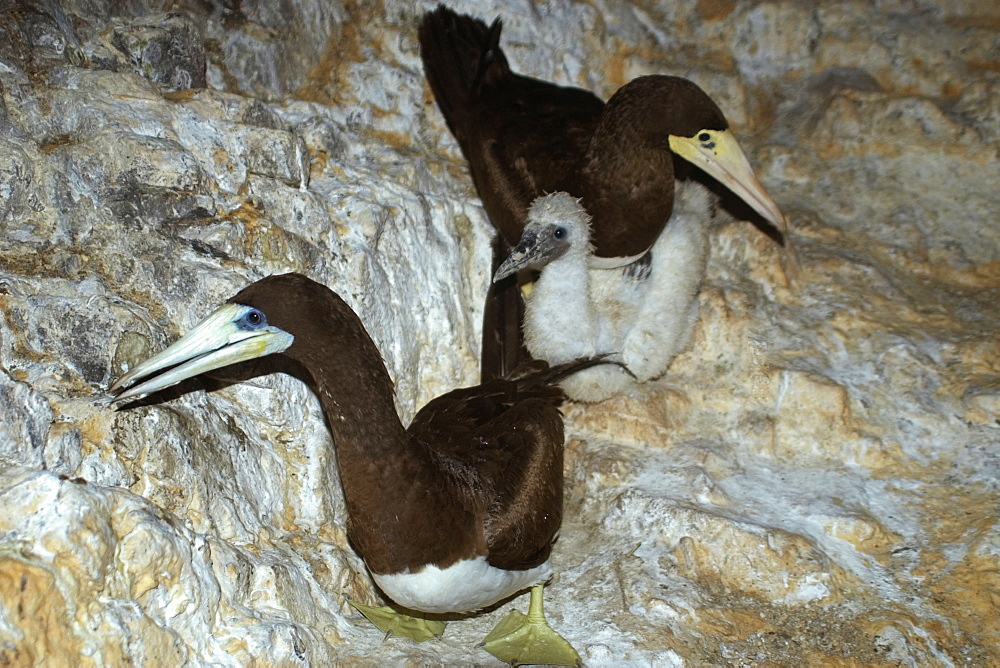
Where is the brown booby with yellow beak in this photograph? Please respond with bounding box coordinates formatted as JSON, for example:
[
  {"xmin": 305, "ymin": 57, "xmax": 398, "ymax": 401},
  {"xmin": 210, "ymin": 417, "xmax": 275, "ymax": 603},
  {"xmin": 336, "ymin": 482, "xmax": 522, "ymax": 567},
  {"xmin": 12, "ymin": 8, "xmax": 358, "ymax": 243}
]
[
  {"xmin": 109, "ymin": 273, "xmax": 598, "ymax": 665},
  {"xmin": 419, "ymin": 5, "xmax": 789, "ymax": 383}
]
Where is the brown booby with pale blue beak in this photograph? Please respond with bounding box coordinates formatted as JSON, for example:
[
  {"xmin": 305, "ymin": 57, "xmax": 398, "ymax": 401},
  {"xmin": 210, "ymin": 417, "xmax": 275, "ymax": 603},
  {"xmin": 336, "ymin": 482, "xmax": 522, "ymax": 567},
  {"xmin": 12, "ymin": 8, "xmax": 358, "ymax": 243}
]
[
  {"xmin": 419, "ymin": 5, "xmax": 790, "ymax": 382},
  {"xmin": 109, "ymin": 273, "xmax": 597, "ymax": 665}
]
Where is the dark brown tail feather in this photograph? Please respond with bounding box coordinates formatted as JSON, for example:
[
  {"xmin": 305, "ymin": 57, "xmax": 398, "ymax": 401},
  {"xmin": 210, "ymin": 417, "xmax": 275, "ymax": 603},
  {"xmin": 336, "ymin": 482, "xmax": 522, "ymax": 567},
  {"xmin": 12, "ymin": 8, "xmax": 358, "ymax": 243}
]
[
  {"xmin": 508, "ymin": 354, "xmax": 622, "ymax": 402},
  {"xmin": 418, "ymin": 5, "xmax": 509, "ymax": 144},
  {"xmin": 480, "ymin": 233, "xmax": 531, "ymax": 383},
  {"xmin": 419, "ymin": 7, "xmax": 527, "ymax": 383}
]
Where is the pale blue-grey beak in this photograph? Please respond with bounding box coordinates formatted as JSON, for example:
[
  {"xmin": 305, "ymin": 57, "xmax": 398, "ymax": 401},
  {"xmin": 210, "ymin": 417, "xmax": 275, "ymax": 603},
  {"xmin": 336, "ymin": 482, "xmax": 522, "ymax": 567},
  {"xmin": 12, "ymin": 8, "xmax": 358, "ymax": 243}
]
[{"xmin": 109, "ymin": 303, "xmax": 293, "ymax": 403}]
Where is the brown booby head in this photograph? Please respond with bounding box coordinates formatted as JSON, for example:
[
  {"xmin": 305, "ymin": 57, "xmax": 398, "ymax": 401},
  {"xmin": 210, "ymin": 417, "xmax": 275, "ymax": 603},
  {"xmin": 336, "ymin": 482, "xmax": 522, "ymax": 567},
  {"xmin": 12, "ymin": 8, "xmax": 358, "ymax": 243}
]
[{"xmin": 109, "ymin": 273, "xmax": 595, "ymax": 663}]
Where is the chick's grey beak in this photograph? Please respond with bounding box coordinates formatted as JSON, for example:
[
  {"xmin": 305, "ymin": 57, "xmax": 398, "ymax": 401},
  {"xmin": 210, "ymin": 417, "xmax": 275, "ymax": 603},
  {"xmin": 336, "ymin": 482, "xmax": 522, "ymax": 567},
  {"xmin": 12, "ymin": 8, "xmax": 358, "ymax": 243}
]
[{"xmin": 493, "ymin": 229, "xmax": 543, "ymax": 283}]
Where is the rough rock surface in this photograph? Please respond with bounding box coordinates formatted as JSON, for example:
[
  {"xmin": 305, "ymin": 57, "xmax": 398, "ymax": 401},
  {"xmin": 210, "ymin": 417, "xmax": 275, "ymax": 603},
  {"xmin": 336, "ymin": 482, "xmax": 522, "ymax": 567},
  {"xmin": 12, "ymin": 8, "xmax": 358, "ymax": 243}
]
[{"xmin": 0, "ymin": 0, "xmax": 997, "ymax": 665}]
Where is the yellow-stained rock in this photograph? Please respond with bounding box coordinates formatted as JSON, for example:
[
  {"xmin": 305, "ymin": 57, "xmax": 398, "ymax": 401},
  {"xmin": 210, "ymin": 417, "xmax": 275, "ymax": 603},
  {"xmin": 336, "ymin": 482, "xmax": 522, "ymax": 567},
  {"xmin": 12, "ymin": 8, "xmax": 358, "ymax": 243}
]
[{"xmin": 0, "ymin": 558, "xmax": 85, "ymax": 667}]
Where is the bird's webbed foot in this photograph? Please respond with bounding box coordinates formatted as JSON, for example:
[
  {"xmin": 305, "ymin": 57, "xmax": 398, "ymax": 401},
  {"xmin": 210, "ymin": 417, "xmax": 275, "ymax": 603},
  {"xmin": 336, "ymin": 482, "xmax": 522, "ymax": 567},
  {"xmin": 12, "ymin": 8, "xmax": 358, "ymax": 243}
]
[
  {"xmin": 348, "ymin": 599, "xmax": 447, "ymax": 642},
  {"xmin": 479, "ymin": 584, "xmax": 581, "ymax": 666}
]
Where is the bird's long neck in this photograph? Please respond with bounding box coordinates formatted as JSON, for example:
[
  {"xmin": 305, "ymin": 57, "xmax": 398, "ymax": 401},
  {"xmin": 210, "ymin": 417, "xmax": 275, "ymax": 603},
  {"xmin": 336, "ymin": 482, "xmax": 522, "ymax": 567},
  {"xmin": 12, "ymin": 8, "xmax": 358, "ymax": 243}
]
[
  {"xmin": 579, "ymin": 110, "xmax": 675, "ymax": 257},
  {"xmin": 583, "ymin": 121, "xmax": 674, "ymax": 201},
  {"xmin": 293, "ymin": 307, "xmax": 456, "ymax": 570},
  {"xmin": 313, "ymin": 353, "xmax": 407, "ymax": 466},
  {"xmin": 305, "ymin": 322, "xmax": 411, "ymax": 496},
  {"xmin": 292, "ymin": 300, "xmax": 488, "ymax": 575}
]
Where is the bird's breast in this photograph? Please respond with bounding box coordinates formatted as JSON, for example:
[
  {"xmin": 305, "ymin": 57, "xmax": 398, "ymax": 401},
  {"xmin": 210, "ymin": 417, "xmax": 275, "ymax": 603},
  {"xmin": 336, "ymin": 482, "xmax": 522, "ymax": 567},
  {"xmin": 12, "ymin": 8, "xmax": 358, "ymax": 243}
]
[{"xmin": 371, "ymin": 557, "xmax": 552, "ymax": 614}]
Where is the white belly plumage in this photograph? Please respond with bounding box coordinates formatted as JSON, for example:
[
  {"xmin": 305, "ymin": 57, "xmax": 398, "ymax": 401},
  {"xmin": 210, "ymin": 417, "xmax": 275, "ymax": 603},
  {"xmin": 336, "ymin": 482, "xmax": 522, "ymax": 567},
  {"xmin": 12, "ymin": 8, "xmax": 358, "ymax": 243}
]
[{"xmin": 372, "ymin": 557, "xmax": 552, "ymax": 614}]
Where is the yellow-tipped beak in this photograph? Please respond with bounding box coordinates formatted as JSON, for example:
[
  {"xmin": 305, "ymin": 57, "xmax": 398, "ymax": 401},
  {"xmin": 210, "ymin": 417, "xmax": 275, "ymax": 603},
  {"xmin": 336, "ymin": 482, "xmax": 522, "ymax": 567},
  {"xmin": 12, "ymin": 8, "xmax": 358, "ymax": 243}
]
[{"xmin": 669, "ymin": 129, "xmax": 787, "ymax": 234}]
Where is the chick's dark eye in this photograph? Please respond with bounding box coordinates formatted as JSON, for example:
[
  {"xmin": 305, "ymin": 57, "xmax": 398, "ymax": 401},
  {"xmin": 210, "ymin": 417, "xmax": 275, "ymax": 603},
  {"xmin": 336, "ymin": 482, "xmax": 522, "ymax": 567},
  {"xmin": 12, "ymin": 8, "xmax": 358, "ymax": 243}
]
[
  {"xmin": 698, "ymin": 132, "xmax": 711, "ymax": 142},
  {"xmin": 553, "ymin": 226, "xmax": 567, "ymax": 240}
]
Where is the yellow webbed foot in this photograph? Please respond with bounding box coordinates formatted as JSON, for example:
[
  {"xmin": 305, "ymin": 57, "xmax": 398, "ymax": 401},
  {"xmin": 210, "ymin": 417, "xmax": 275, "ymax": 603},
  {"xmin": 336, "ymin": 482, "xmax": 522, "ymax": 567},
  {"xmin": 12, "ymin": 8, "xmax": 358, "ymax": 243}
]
[
  {"xmin": 479, "ymin": 585, "xmax": 580, "ymax": 666},
  {"xmin": 348, "ymin": 599, "xmax": 447, "ymax": 642}
]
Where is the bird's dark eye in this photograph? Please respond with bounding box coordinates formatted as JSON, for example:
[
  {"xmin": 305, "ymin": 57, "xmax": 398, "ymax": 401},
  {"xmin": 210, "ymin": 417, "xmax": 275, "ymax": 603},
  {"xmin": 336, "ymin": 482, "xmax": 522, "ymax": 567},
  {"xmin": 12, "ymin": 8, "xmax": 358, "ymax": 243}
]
[
  {"xmin": 698, "ymin": 132, "xmax": 711, "ymax": 142},
  {"xmin": 241, "ymin": 309, "xmax": 266, "ymax": 329},
  {"xmin": 553, "ymin": 226, "xmax": 567, "ymax": 240}
]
